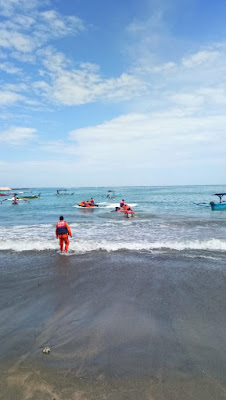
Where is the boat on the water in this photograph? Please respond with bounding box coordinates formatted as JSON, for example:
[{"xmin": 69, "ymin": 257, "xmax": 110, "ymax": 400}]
[
  {"xmin": 78, "ymin": 201, "xmax": 98, "ymax": 208},
  {"xmin": 0, "ymin": 186, "xmax": 13, "ymax": 196},
  {"xmin": 210, "ymin": 193, "xmax": 226, "ymax": 210},
  {"xmin": 56, "ymin": 189, "xmax": 74, "ymax": 195},
  {"xmin": 18, "ymin": 193, "xmax": 41, "ymax": 199},
  {"xmin": 107, "ymin": 190, "xmax": 115, "ymax": 199},
  {"xmin": 114, "ymin": 206, "xmax": 135, "ymax": 218}
]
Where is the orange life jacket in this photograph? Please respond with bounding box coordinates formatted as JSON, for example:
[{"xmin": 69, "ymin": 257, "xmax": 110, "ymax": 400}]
[
  {"xmin": 79, "ymin": 201, "xmax": 88, "ymax": 207},
  {"xmin": 79, "ymin": 201, "xmax": 96, "ymax": 207},
  {"xmin": 56, "ymin": 221, "xmax": 68, "ymax": 235},
  {"xmin": 125, "ymin": 209, "xmax": 134, "ymax": 214}
]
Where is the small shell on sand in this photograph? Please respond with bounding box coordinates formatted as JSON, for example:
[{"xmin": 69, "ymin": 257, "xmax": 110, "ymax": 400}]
[{"xmin": 42, "ymin": 347, "xmax": 51, "ymax": 354}]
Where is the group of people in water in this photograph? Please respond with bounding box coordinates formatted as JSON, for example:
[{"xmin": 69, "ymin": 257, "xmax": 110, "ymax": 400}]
[
  {"xmin": 1, "ymin": 194, "xmax": 26, "ymax": 205},
  {"xmin": 115, "ymin": 199, "xmax": 135, "ymax": 216},
  {"xmin": 78, "ymin": 198, "xmax": 96, "ymax": 207},
  {"xmin": 57, "ymin": 199, "xmax": 135, "ymax": 252},
  {"xmin": 78, "ymin": 198, "xmax": 135, "ymax": 216}
]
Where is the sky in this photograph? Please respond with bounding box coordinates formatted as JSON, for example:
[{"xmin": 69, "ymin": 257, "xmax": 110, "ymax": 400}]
[{"xmin": 0, "ymin": 0, "xmax": 226, "ymax": 187}]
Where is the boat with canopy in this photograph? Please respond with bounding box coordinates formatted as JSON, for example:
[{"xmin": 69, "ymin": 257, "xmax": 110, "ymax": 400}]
[
  {"xmin": 0, "ymin": 187, "xmax": 13, "ymax": 196},
  {"xmin": 210, "ymin": 193, "xmax": 226, "ymax": 210}
]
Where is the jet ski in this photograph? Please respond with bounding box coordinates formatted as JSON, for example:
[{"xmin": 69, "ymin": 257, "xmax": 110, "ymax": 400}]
[
  {"xmin": 114, "ymin": 206, "xmax": 135, "ymax": 218},
  {"xmin": 78, "ymin": 201, "xmax": 98, "ymax": 208}
]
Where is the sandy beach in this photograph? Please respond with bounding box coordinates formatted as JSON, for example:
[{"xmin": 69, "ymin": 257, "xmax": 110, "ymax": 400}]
[{"xmin": 1, "ymin": 250, "xmax": 226, "ymax": 399}]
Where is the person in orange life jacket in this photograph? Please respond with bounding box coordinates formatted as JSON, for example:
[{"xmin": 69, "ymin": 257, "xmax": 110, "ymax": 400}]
[
  {"xmin": 123, "ymin": 204, "xmax": 134, "ymax": 213},
  {"xmin": 89, "ymin": 198, "xmax": 94, "ymax": 205},
  {"xmin": 12, "ymin": 194, "xmax": 18, "ymax": 205},
  {"xmin": 120, "ymin": 199, "xmax": 125, "ymax": 207},
  {"xmin": 56, "ymin": 216, "xmax": 72, "ymax": 253}
]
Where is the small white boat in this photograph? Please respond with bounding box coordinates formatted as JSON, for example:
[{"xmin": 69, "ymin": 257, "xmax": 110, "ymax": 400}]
[{"xmin": 56, "ymin": 189, "xmax": 74, "ymax": 196}]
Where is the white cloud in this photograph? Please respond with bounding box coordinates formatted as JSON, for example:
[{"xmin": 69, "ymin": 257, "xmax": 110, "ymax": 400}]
[
  {"xmin": 182, "ymin": 50, "xmax": 220, "ymax": 68},
  {"xmin": 0, "ymin": 0, "xmax": 41, "ymax": 17},
  {"xmin": 0, "ymin": 126, "xmax": 37, "ymax": 144},
  {"xmin": 40, "ymin": 110, "xmax": 224, "ymax": 171},
  {"xmin": 0, "ymin": 61, "xmax": 21, "ymax": 74},
  {"xmin": 33, "ymin": 48, "xmax": 146, "ymax": 105},
  {"xmin": 0, "ymin": 3, "xmax": 85, "ymax": 61},
  {"xmin": 39, "ymin": 10, "xmax": 85, "ymax": 37},
  {"xmin": 0, "ymin": 83, "xmax": 37, "ymax": 107},
  {"xmin": 34, "ymin": 71, "xmax": 145, "ymax": 105},
  {"xmin": 170, "ymin": 87, "xmax": 226, "ymax": 110},
  {"xmin": 0, "ymin": 29, "xmax": 36, "ymax": 53},
  {"xmin": 0, "ymin": 91, "xmax": 25, "ymax": 105}
]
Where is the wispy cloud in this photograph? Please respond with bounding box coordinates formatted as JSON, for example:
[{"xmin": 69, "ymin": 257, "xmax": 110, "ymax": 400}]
[
  {"xmin": 1, "ymin": 0, "xmax": 226, "ymax": 186},
  {"xmin": 0, "ymin": 2, "xmax": 85, "ymax": 57},
  {"xmin": 182, "ymin": 50, "xmax": 220, "ymax": 68},
  {"xmin": 39, "ymin": 10, "xmax": 85, "ymax": 37},
  {"xmin": 0, "ymin": 0, "xmax": 41, "ymax": 17},
  {"xmin": 33, "ymin": 47, "xmax": 146, "ymax": 105},
  {"xmin": 0, "ymin": 91, "xmax": 25, "ymax": 105},
  {"xmin": 0, "ymin": 126, "xmax": 37, "ymax": 144},
  {"xmin": 0, "ymin": 61, "xmax": 21, "ymax": 74},
  {"xmin": 38, "ymin": 109, "xmax": 225, "ymax": 171}
]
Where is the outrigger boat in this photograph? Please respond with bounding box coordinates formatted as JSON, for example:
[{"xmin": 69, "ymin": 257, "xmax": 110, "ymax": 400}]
[
  {"xmin": 56, "ymin": 189, "xmax": 74, "ymax": 195},
  {"xmin": 18, "ymin": 193, "xmax": 41, "ymax": 199},
  {"xmin": 210, "ymin": 193, "xmax": 226, "ymax": 210}
]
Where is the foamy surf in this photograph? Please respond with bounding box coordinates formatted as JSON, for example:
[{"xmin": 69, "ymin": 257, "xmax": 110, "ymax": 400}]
[
  {"xmin": 73, "ymin": 203, "xmax": 137, "ymax": 208},
  {"xmin": 1, "ymin": 239, "xmax": 226, "ymax": 254}
]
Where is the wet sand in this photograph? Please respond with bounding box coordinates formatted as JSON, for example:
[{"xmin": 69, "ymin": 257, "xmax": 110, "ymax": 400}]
[{"xmin": 0, "ymin": 250, "xmax": 226, "ymax": 399}]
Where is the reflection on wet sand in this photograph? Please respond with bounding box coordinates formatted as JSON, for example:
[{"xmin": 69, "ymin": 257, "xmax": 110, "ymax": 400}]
[{"xmin": 1, "ymin": 251, "xmax": 226, "ymax": 400}]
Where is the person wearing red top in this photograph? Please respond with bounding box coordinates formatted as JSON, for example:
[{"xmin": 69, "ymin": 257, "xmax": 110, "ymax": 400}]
[
  {"xmin": 56, "ymin": 216, "xmax": 72, "ymax": 253},
  {"xmin": 120, "ymin": 199, "xmax": 125, "ymax": 207}
]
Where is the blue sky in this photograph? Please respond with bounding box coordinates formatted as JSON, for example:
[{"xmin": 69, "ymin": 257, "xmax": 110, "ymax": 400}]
[{"xmin": 1, "ymin": 0, "xmax": 226, "ymax": 187}]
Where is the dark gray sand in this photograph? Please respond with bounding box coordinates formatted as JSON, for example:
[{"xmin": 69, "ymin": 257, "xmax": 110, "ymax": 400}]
[{"xmin": 0, "ymin": 250, "xmax": 226, "ymax": 400}]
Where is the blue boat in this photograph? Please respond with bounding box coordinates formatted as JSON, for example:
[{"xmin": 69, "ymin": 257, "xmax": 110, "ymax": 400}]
[{"xmin": 210, "ymin": 193, "xmax": 226, "ymax": 210}]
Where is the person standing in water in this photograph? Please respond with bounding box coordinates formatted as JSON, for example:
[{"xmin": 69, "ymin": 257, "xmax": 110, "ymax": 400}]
[
  {"xmin": 120, "ymin": 199, "xmax": 125, "ymax": 207},
  {"xmin": 56, "ymin": 216, "xmax": 72, "ymax": 253},
  {"xmin": 12, "ymin": 193, "xmax": 18, "ymax": 205}
]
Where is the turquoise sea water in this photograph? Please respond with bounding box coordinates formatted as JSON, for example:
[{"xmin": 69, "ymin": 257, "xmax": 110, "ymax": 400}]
[
  {"xmin": 1, "ymin": 185, "xmax": 226, "ymax": 256},
  {"xmin": 1, "ymin": 186, "xmax": 226, "ymax": 400}
]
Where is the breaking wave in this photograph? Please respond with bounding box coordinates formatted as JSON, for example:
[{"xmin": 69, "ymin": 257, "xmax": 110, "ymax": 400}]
[{"xmin": 1, "ymin": 238, "xmax": 226, "ymax": 254}]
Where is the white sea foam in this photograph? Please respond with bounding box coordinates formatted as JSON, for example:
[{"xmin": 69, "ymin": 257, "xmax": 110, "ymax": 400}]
[
  {"xmin": 73, "ymin": 203, "xmax": 137, "ymax": 208},
  {"xmin": 1, "ymin": 238, "xmax": 226, "ymax": 253},
  {"xmin": 104, "ymin": 203, "xmax": 137, "ymax": 208}
]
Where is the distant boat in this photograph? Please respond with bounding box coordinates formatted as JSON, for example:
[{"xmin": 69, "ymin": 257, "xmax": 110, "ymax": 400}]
[
  {"xmin": 0, "ymin": 186, "xmax": 13, "ymax": 196},
  {"xmin": 18, "ymin": 193, "xmax": 41, "ymax": 199},
  {"xmin": 105, "ymin": 190, "xmax": 121, "ymax": 199},
  {"xmin": 106, "ymin": 190, "xmax": 115, "ymax": 199},
  {"xmin": 56, "ymin": 189, "xmax": 74, "ymax": 196},
  {"xmin": 210, "ymin": 193, "xmax": 226, "ymax": 210},
  {"xmin": 192, "ymin": 202, "xmax": 210, "ymax": 208}
]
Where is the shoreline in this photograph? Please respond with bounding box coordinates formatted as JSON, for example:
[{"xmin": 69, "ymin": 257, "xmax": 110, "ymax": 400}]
[{"xmin": 1, "ymin": 251, "xmax": 226, "ymax": 399}]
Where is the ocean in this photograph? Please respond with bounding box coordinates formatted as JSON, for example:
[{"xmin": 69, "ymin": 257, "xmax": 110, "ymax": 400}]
[
  {"xmin": 1, "ymin": 185, "xmax": 226, "ymax": 256},
  {"xmin": 1, "ymin": 185, "xmax": 226, "ymax": 399}
]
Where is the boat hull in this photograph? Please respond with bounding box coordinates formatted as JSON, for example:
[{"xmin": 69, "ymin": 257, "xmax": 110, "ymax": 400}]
[
  {"xmin": 210, "ymin": 202, "xmax": 226, "ymax": 210},
  {"xmin": 18, "ymin": 195, "xmax": 40, "ymax": 199}
]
